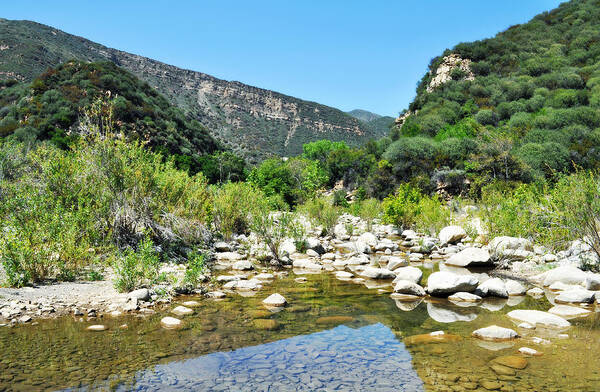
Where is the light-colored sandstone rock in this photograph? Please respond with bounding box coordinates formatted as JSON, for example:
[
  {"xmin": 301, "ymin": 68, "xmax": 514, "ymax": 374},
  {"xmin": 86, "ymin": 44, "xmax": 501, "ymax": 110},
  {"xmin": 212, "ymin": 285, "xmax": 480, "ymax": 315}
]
[{"xmin": 472, "ymin": 325, "xmax": 518, "ymax": 341}]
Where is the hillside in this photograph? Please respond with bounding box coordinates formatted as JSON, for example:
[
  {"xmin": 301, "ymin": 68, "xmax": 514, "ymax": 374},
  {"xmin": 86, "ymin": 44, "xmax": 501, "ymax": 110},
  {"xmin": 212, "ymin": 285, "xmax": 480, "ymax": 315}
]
[
  {"xmin": 347, "ymin": 109, "xmax": 395, "ymax": 137},
  {"xmin": 385, "ymin": 0, "xmax": 600, "ymax": 184},
  {"xmin": 0, "ymin": 19, "xmax": 385, "ymax": 162},
  {"xmin": 0, "ymin": 60, "xmax": 221, "ymax": 172}
]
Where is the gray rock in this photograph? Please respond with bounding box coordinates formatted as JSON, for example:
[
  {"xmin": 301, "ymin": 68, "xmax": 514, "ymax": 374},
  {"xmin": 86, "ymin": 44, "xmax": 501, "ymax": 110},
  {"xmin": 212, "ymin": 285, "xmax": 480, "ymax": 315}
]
[
  {"xmin": 171, "ymin": 305, "xmax": 194, "ymax": 316},
  {"xmin": 387, "ymin": 257, "xmax": 408, "ymax": 271},
  {"xmin": 128, "ymin": 288, "xmax": 150, "ymax": 302},
  {"xmin": 214, "ymin": 241, "xmax": 231, "ymax": 252},
  {"xmin": 358, "ymin": 267, "xmax": 395, "ymax": 279},
  {"xmin": 232, "ymin": 260, "xmax": 254, "ymax": 271},
  {"xmin": 445, "ymin": 247, "xmax": 491, "ymax": 267},
  {"xmin": 548, "ymin": 304, "xmax": 591, "ymax": 319},
  {"xmin": 393, "ymin": 280, "xmax": 426, "ymax": 296},
  {"xmin": 448, "ymin": 292, "xmax": 482, "ymax": 303},
  {"xmin": 472, "ymin": 325, "xmax": 518, "ymax": 341},
  {"xmin": 306, "ymin": 249, "xmax": 320, "ymax": 258},
  {"xmin": 160, "ymin": 316, "xmax": 182, "ymax": 329},
  {"xmin": 555, "ymin": 288, "xmax": 595, "ymax": 304},
  {"xmin": 542, "ymin": 266, "xmax": 587, "ymax": 287},
  {"xmin": 489, "ymin": 236, "xmax": 533, "ymax": 261},
  {"xmin": 262, "ymin": 293, "xmax": 287, "ymax": 307},
  {"xmin": 505, "ymin": 280, "xmax": 527, "ymax": 296},
  {"xmin": 439, "ymin": 226, "xmax": 466, "ymax": 245},
  {"xmin": 392, "ymin": 266, "xmax": 423, "ymax": 284},
  {"xmin": 475, "ymin": 278, "xmax": 508, "ymax": 298},
  {"xmin": 216, "ymin": 251, "xmax": 244, "ymax": 261},
  {"xmin": 305, "ymin": 238, "xmax": 325, "ymax": 254},
  {"xmin": 335, "ymin": 271, "xmax": 353, "ymax": 279},
  {"xmin": 426, "ymin": 271, "xmax": 479, "ymax": 296}
]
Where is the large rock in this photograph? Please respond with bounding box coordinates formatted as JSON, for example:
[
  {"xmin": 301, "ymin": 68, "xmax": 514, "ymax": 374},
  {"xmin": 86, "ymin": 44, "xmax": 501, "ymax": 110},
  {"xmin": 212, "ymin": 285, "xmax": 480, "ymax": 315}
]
[
  {"xmin": 387, "ymin": 257, "xmax": 408, "ymax": 271},
  {"xmin": 439, "ymin": 226, "xmax": 466, "ymax": 246},
  {"xmin": 542, "ymin": 266, "xmax": 588, "ymax": 287},
  {"xmin": 128, "ymin": 288, "xmax": 150, "ymax": 302},
  {"xmin": 214, "ymin": 241, "xmax": 231, "ymax": 252},
  {"xmin": 475, "ymin": 278, "xmax": 508, "ymax": 298},
  {"xmin": 160, "ymin": 316, "xmax": 182, "ymax": 329},
  {"xmin": 262, "ymin": 293, "xmax": 287, "ymax": 307},
  {"xmin": 548, "ymin": 305, "xmax": 591, "ymax": 319},
  {"xmin": 216, "ymin": 251, "xmax": 244, "ymax": 261},
  {"xmin": 472, "ymin": 325, "xmax": 518, "ymax": 341},
  {"xmin": 358, "ymin": 267, "xmax": 395, "ymax": 279},
  {"xmin": 505, "ymin": 280, "xmax": 527, "ymax": 296},
  {"xmin": 426, "ymin": 271, "xmax": 479, "ymax": 296},
  {"xmin": 334, "ymin": 223, "xmax": 350, "ymax": 240},
  {"xmin": 393, "ymin": 280, "xmax": 426, "ymax": 296},
  {"xmin": 171, "ymin": 306, "xmax": 193, "ymax": 316},
  {"xmin": 358, "ymin": 232, "xmax": 378, "ymax": 247},
  {"xmin": 305, "ymin": 238, "xmax": 325, "ymax": 254},
  {"xmin": 393, "ymin": 266, "xmax": 423, "ymax": 284},
  {"xmin": 507, "ymin": 309, "xmax": 570, "ymax": 329},
  {"xmin": 223, "ymin": 279, "xmax": 262, "ymax": 291},
  {"xmin": 489, "ymin": 236, "xmax": 533, "ymax": 261},
  {"xmin": 232, "ymin": 260, "xmax": 254, "ymax": 271},
  {"xmin": 445, "ymin": 247, "xmax": 491, "ymax": 267},
  {"xmin": 292, "ymin": 259, "xmax": 323, "ymax": 270},
  {"xmin": 555, "ymin": 288, "xmax": 595, "ymax": 304}
]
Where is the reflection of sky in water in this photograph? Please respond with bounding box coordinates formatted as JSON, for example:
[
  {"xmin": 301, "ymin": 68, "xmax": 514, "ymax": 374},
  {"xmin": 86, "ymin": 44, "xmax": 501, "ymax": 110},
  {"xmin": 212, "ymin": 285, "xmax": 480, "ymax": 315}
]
[{"xmin": 125, "ymin": 323, "xmax": 423, "ymax": 391}]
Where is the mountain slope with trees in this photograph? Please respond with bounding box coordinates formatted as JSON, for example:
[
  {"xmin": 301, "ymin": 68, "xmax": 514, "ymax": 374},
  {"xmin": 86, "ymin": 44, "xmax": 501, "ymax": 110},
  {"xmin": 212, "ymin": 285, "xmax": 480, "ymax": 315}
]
[
  {"xmin": 0, "ymin": 19, "xmax": 385, "ymax": 162},
  {"xmin": 388, "ymin": 0, "xmax": 600, "ymax": 187},
  {"xmin": 0, "ymin": 60, "xmax": 227, "ymax": 174}
]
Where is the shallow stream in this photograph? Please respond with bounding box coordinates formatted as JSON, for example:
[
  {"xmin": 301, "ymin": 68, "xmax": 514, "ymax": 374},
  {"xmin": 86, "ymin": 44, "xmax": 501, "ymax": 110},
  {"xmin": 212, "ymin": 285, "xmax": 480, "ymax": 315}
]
[{"xmin": 1, "ymin": 272, "xmax": 600, "ymax": 391}]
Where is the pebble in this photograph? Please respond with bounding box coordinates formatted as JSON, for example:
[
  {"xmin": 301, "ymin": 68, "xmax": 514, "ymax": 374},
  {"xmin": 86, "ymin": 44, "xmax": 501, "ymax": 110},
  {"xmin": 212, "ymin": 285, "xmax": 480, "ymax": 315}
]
[
  {"xmin": 86, "ymin": 325, "xmax": 107, "ymax": 332},
  {"xmin": 171, "ymin": 306, "xmax": 194, "ymax": 316}
]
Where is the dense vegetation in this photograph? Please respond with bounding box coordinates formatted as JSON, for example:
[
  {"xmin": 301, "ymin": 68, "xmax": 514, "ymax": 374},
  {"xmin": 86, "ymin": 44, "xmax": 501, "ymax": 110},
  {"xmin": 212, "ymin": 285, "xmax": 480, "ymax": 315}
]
[
  {"xmin": 387, "ymin": 0, "xmax": 600, "ymax": 188},
  {"xmin": 0, "ymin": 61, "xmax": 229, "ymax": 172}
]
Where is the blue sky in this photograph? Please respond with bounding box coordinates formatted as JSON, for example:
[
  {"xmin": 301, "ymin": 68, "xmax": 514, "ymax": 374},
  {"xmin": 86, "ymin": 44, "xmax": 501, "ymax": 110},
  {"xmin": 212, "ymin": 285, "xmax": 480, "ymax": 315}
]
[{"xmin": 4, "ymin": 1, "xmax": 563, "ymax": 116}]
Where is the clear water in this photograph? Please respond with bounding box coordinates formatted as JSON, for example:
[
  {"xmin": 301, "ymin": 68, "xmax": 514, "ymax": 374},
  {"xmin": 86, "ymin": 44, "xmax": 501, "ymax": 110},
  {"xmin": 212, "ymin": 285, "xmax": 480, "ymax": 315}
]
[{"xmin": 1, "ymin": 272, "xmax": 600, "ymax": 391}]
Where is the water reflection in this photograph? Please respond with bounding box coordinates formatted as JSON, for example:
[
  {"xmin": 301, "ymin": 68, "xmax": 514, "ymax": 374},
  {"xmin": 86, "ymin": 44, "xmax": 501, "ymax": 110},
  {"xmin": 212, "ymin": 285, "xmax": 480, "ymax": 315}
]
[{"xmin": 121, "ymin": 323, "xmax": 423, "ymax": 391}]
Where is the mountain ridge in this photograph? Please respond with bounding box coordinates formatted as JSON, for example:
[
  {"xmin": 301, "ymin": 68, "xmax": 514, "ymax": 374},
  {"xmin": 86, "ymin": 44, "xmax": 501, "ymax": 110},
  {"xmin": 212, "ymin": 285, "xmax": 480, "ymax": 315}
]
[{"xmin": 0, "ymin": 19, "xmax": 385, "ymax": 162}]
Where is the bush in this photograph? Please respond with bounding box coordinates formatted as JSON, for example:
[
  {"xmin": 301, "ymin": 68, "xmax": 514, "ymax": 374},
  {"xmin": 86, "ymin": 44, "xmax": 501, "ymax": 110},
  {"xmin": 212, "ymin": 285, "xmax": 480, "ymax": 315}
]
[
  {"xmin": 475, "ymin": 109, "xmax": 498, "ymax": 126},
  {"xmin": 349, "ymin": 198, "xmax": 382, "ymax": 231},
  {"xmin": 183, "ymin": 251, "xmax": 206, "ymax": 288},
  {"xmin": 211, "ymin": 182, "xmax": 262, "ymax": 240},
  {"xmin": 298, "ymin": 197, "xmax": 341, "ymax": 235},
  {"xmin": 113, "ymin": 235, "xmax": 161, "ymax": 292},
  {"xmin": 250, "ymin": 202, "xmax": 302, "ymax": 263},
  {"xmin": 382, "ymin": 184, "xmax": 449, "ymax": 233}
]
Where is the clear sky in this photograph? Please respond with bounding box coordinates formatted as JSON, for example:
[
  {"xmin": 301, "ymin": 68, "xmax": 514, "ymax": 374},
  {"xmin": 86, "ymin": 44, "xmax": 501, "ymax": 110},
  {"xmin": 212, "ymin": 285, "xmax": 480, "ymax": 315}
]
[{"xmin": 3, "ymin": 1, "xmax": 563, "ymax": 116}]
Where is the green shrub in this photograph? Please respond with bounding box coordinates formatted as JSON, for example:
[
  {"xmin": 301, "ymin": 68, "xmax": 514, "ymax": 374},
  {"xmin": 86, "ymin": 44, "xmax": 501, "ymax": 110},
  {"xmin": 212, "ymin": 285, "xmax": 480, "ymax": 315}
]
[
  {"xmin": 382, "ymin": 184, "xmax": 449, "ymax": 233},
  {"xmin": 350, "ymin": 198, "xmax": 382, "ymax": 231},
  {"xmin": 113, "ymin": 235, "xmax": 161, "ymax": 293},
  {"xmin": 298, "ymin": 197, "xmax": 341, "ymax": 235},
  {"xmin": 250, "ymin": 200, "xmax": 302, "ymax": 262},
  {"xmin": 210, "ymin": 182, "xmax": 262, "ymax": 240},
  {"xmin": 183, "ymin": 251, "xmax": 206, "ymax": 288}
]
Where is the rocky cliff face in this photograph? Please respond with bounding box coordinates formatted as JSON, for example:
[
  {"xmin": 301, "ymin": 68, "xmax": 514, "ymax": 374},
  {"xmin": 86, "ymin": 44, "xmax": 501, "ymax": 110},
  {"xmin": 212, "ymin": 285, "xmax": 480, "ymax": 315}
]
[
  {"xmin": 0, "ymin": 19, "xmax": 382, "ymax": 162},
  {"xmin": 426, "ymin": 54, "xmax": 474, "ymax": 93}
]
